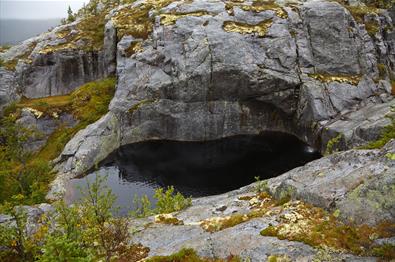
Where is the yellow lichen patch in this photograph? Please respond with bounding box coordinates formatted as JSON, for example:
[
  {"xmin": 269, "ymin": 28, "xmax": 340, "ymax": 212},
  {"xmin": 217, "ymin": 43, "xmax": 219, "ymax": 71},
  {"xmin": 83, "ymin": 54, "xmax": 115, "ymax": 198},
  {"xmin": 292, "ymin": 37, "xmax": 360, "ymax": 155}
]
[
  {"xmin": 267, "ymin": 254, "xmax": 291, "ymax": 262},
  {"xmin": 160, "ymin": 11, "xmax": 210, "ymax": 26},
  {"xmin": 1, "ymin": 42, "xmax": 36, "ymax": 70},
  {"xmin": 223, "ymin": 19, "xmax": 273, "ymax": 37},
  {"xmin": 241, "ymin": 0, "xmax": 288, "ymax": 19},
  {"xmin": 308, "ymin": 73, "xmax": 362, "ymax": 85},
  {"xmin": 201, "ymin": 192, "xmax": 279, "ymax": 232},
  {"xmin": 154, "ymin": 214, "xmax": 184, "ymax": 225},
  {"xmin": 392, "ymin": 81, "xmax": 395, "ymax": 96},
  {"xmin": 112, "ymin": 0, "xmax": 176, "ymax": 40},
  {"xmin": 125, "ymin": 41, "xmax": 144, "ymax": 57},
  {"xmin": 55, "ymin": 28, "xmax": 71, "ymax": 39},
  {"xmin": 260, "ymin": 201, "xmax": 395, "ymax": 259},
  {"xmin": 0, "ymin": 45, "xmax": 11, "ymax": 53},
  {"xmin": 40, "ymin": 12, "xmax": 106, "ymax": 54},
  {"xmin": 200, "ymin": 214, "xmax": 249, "ymax": 232}
]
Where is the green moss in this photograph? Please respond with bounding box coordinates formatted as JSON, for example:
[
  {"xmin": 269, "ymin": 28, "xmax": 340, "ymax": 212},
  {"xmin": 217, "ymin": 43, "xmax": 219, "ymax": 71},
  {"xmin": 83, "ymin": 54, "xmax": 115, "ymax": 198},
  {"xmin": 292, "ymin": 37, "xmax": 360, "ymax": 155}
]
[
  {"xmin": 267, "ymin": 255, "xmax": 291, "ymax": 262},
  {"xmin": 377, "ymin": 63, "xmax": 387, "ymax": 79},
  {"xmin": 365, "ymin": 20, "xmax": 380, "ymax": 37},
  {"xmin": 128, "ymin": 99, "xmax": 155, "ymax": 113},
  {"xmin": 260, "ymin": 225, "xmax": 278, "ymax": 237},
  {"xmin": 146, "ymin": 248, "xmax": 241, "ymax": 262},
  {"xmin": 325, "ymin": 134, "xmax": 343, "ymax": 155},
  {"xmin": 36, "ymin": 77, "xmax": 116, "ymax": 160},
  {"xmin": 360, "ymin": 116, "xmax": 395, "ymax": 149}
]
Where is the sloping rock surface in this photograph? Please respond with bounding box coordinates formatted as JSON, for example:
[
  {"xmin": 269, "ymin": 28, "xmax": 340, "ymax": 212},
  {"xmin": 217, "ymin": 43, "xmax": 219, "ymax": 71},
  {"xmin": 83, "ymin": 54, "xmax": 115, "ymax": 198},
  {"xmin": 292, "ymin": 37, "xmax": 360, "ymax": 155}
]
[{"xmin": 48, "ymin": 0, "xmax": 395, "ymax": 184}]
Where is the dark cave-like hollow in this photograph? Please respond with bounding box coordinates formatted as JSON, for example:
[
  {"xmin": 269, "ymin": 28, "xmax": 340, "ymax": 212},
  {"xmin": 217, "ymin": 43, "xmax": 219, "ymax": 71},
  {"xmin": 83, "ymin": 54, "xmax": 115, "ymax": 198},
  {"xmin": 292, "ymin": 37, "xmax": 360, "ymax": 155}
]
[{"xmin": 66, "ymin": 132, "xmax": 321, "ymax": 215}]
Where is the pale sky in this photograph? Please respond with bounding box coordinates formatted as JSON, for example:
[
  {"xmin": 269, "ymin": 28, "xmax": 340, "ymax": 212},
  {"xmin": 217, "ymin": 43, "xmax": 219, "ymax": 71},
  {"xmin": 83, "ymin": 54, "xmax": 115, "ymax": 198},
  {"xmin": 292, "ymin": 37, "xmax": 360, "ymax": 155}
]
[{"xmin": 0, "ymin": 0, "xmax": 89, "ymax": 20}]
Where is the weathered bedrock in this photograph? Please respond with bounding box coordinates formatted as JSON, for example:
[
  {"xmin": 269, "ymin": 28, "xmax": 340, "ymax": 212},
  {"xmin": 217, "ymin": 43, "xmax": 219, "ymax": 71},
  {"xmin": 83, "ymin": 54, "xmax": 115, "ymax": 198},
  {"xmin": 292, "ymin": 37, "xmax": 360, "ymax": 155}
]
[
  {"xmin": 51, "ymin": 0, "xmax": 395, "ymax": 181},
  {"xmin": 0, "ymin": 20, "xmax": 113, "ymax": 102}
]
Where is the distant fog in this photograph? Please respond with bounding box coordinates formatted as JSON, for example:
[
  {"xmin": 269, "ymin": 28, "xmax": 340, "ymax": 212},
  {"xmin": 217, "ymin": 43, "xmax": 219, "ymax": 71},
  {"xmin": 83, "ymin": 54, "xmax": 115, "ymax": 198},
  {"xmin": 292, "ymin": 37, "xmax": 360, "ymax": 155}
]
[{"xmin": 0, "ymin": 19, "xmax": 61, "ymax": 45}]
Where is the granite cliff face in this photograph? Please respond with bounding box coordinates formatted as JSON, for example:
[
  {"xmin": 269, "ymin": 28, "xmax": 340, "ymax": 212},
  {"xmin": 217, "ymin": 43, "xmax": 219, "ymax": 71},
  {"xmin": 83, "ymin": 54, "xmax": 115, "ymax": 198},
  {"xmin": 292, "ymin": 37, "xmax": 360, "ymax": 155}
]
[
  {"xmin": 0, "ymin": 0, "xmax": 394, "ymax": 259},
  {"xmin": 32, "ymin": 0, "xmax": 392, "ymax": 182}
]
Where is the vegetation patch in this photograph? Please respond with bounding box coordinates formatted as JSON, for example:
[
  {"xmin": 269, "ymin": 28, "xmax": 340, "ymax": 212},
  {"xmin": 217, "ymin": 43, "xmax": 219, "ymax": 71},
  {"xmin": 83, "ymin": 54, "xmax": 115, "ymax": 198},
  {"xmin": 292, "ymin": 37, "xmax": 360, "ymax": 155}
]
[
  {"xmin": 0, "ymin": 42, "xmax": 37, "ymax": 71},
  {"xmin": 0, "ymin": 77, "xmax": 116, "ymax": 208},
  {"xmin": 111, "ymin": 0, "xmax": 177, "ymax": 40},
  {"xmin": 308, "ymin": 73, "xmax": 361, "ymax": 85},
  {"xmin": 324, "ymin": 133, "xmax": 343, "ymax": 155},
  {"xmin": 200, "ymin": 192, "xmax": 279, "ymax": 232},
  {"xmin": 146, "ymin": 248, "xmax": 241, "ymax": 262},
  {"xmin": 0, "ymin": 45, "xmax": 11, "ymax": 53},
  {"xmin": 132, "ymin": 186, "xmax": 192, "ymax": 218},
  {"xmin": 154, "ymin": 214, "xmax": 184, "ymax": 225},
  {"xmin": 360, "ymin": 115, "xmax": 395, "ymax": 149},
  {"xmin": 160, "ymin": 11, "xmax": 210, "ymax": 26},
  {"xmin": 0, "ymin": 175, "xmax": 150, "ymax": 261},
  {"xmin": 242, "ymin": 0, "xmax": 287, "ymax": 19},
  {"xmin": 224, "ymin": 0, "xmax": 287, "ymax": 18},
  {"xmin": 267, "ymin": 254, "xmax": 291, "ymax": 262},
  {"xmin": 223, "ymin": 19, "xmax": 273, "ymax": 37},
  {"xmin": 260, "ymin": 201, "xmax": 395, "ymax": 259},
  {"xmin": 128, "ymin": 99, "xmax": 155, "ymax": 113},
  {"xmin": 40, "ymin": 12, "xmax": 106, "ymax": 54},
  {"xmin": 125, "ymin": 41, "xmax": 144, "ymax": 57}
]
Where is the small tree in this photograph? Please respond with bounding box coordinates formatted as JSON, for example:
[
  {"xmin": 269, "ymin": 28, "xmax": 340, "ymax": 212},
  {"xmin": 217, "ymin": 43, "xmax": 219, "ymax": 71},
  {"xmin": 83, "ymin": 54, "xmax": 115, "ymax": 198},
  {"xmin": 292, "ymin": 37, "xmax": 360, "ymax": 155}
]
[{"xmin": 67, "ymin": 6, "xmax": 75, "ymax": 23}]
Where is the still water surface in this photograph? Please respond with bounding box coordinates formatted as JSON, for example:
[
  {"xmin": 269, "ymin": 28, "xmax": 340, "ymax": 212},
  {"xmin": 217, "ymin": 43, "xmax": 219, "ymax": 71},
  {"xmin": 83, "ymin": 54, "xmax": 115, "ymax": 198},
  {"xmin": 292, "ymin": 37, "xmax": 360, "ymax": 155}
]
[{"xmin": 66, "ymin": 133, "xmax": 321, "ymax": 216}]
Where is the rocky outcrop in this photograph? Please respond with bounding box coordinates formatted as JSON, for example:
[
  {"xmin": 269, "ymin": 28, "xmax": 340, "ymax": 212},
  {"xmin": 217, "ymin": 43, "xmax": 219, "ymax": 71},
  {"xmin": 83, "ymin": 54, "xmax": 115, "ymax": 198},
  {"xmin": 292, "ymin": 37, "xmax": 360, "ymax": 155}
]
[
  {"xmin": 49, "ymin": 0, "xmax": 395, "ymax": 184},
  {"xmin": 268, "ymin": 139, "xmax": 395, "ymax": 225},
  {"xmin": 126, "ymin": 141, "xmax": 394, "ymax": 259},
  {"xmin": 16, "ymin": 108, "xmax": 78, "ymax": 152},
  {"xmin": 0, "ymin": 68, "xmax": 18, "ymax": 113},
  {"xmin": 0, "ymin": 18, "xmax": 115, "ymax": 102}
]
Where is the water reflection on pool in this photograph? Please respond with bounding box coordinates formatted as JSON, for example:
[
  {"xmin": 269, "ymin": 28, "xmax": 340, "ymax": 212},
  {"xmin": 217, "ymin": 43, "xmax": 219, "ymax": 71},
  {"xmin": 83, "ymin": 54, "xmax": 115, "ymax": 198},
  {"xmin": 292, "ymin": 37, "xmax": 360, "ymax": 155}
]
[{"xmin": 66, "ymin": 134, "xmax": 321, "ymax": 216}]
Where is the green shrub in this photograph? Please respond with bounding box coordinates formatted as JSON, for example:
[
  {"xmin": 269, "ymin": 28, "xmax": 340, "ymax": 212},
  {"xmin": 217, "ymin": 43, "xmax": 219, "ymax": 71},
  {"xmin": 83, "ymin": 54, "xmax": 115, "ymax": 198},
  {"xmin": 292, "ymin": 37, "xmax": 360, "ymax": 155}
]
[
  {"xmin": 254, "ymin": 176, "xmax": 269, "ymax": 193},
  {"xmin": 155, "ymin": 186, "xmax": 192, "ymax": 214},
  {"xmin": 131, "ymin": 186, "xmax": 192, "ymax": 218}
]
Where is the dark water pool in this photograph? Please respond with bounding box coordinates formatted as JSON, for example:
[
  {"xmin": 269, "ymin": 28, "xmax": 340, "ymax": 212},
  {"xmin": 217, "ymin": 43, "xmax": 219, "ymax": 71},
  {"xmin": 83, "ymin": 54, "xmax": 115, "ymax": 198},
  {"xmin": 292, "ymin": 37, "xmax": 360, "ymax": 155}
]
[{"xmin": 65, "ymin": 133, "xmax": 321, "ymax": 216}]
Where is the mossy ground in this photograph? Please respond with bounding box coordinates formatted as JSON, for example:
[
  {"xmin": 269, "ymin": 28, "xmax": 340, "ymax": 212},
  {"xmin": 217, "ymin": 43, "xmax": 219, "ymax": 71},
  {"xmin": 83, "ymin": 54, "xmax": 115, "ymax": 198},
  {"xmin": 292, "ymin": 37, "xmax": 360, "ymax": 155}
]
[
  {"xmin": 146, "ymin": 248, "xmax": 240, "ymax": 262},
  {"xmin": 360, "ymin": 116, "xmax": 395, "ymax": 149},
  {"xmin": 111, "ymin": 0, "xmax": 176, "ymax": 40},
  {"xmin": 260, "ymin": 201, "xmax": 395, "ymax": 259},
  {"xmin": 0, "ymin": 77, "xmax": 116, "ymax": 207}
]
